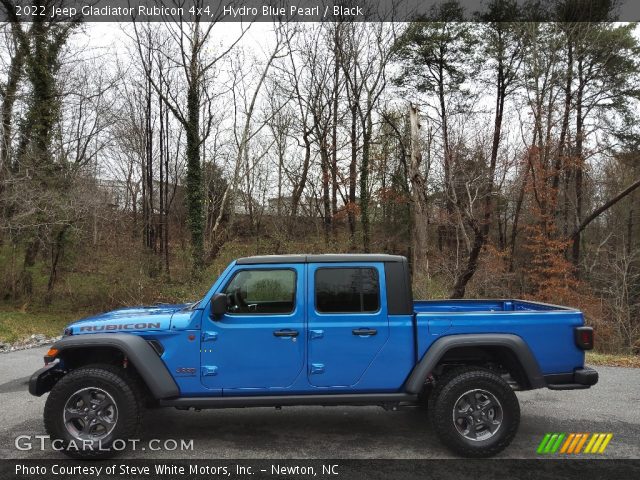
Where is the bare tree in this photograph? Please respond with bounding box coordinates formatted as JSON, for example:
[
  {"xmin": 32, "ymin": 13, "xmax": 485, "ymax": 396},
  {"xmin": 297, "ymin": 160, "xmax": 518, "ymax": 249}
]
[
  {"xmin": 209, "ymin": 24, "xmax": 289, "ymax": 251},
  {"xmin": 132, "ymin": 2, "xmax": 249, "ymax": 270}
]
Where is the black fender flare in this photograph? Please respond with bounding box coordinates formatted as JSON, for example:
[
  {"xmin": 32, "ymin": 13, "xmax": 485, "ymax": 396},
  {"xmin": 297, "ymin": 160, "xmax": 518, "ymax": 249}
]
[
  {"xmin": 43, "ymin": 333, "xmax": 179, "ymax": 399},
  {"xmin": 404, "ymin": 333, "xmax": 546, "ymax": 393}
]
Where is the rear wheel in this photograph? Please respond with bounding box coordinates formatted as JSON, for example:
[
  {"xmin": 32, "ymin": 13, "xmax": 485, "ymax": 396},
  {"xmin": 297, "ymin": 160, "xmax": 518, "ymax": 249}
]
[
  {"xmin": 44, "ymin": 364, "xmax": 143, "ymax": 458},
  {"xmin": 428, "ymin": 367, "xmax": 520, "ymax": 457}
]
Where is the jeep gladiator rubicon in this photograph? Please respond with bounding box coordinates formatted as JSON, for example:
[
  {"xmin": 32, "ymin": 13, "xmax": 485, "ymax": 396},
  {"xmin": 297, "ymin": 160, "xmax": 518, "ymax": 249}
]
[{"xmin": 29, "ymin": 254, "xmax": 597, "ymax": 457}]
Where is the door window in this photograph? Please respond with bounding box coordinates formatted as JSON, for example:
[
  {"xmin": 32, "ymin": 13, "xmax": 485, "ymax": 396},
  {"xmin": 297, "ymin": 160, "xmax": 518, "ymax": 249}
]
[
  {"xmin": 315, "ymin": 268, "xmax": 380, "ymax": 313},
  {"xmin": 224, "ymin": 269, "xmax": 296, "ymax": 314}
]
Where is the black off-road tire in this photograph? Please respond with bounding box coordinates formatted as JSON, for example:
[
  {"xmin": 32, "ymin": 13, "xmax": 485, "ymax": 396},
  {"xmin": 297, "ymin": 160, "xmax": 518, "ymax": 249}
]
[
  {"xmin": 44, "ymin": 364, "xmax": 144, "ymax": 459},
  {"xmin": 427, "ymin": 366, "xmax": 520, "ymax": 457}
]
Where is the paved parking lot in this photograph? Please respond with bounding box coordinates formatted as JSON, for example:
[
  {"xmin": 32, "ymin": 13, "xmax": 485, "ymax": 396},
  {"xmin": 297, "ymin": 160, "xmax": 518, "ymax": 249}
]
[{"xmin": 1, "ymin": 347, "xmax": 639, "ymax": 459}]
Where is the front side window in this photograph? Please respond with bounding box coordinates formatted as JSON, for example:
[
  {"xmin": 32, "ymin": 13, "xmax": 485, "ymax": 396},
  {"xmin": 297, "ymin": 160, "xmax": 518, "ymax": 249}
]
[
  {"xmin": 315, "ymin": 268, "xmax": 380, "ymax": 313},
  {"xmin": 224, "ymin": 269, "xmax": 296, "ymax": 314}
]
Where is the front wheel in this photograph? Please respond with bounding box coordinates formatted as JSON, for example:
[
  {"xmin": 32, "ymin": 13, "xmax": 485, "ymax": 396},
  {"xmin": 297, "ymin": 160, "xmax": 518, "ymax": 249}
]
[
  {"xmin": 44, "ymin": 364, "xmax": 143, "ymax": 458},
  {"xmin": 428, "ymin": 367, "xmax": 520, "ymax": 457}
]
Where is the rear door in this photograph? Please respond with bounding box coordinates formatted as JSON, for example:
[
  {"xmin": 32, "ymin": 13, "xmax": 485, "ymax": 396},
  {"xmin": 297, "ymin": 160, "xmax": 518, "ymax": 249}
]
[{"xmin": 306, "ymin": 263, "xmax": 389, "ymax": 387}]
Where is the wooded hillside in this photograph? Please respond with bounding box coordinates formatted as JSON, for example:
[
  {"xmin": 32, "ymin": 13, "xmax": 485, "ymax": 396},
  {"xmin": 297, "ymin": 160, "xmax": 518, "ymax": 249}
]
[{"xmin": 0, "ymin": 1, "xmax": 639, "ymax": 353}]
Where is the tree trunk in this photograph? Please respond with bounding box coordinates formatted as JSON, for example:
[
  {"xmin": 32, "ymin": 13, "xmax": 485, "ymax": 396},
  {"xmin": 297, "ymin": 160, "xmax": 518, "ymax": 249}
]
[
  {"xmin": 164, "ymin": 100, "xmax": 170, "ymax": 275},
  {"xmin": 509, "ymin": 161, "xmax": 530, "ymax": 271},
  {"xmin": 331, "ymin": 37, "xmax": 340, "ymax": 239},
  {"xmin": 0, "ymin": 25, "xmax": 25, "ymax": 177},
  {"xmin": 348, "ymin": 100, "xmax": 358, "ymax": 250},
  {"xmin": 19, "ymin": 234, "xmax": 40, "ymax": 296},
  {"xmin": 408, "ymin": 104, "xmax": 429, "ymax": 274},
  {"xmin": 290, "ymin": 130, "xmax": 311, "ymax": 222},
  {"xmin": 572, "ymin": 58, "xmax": 585, "ymax": 267},
  {"xmin": 144, "ymin": 56, "xmax": 155, "ymax": 253},
  {"xmin": 185, "ymin": 54, "xmax": 204, "ymax": 271},
  {"xmin": 437, "ymin": 57, "xmax": 453, "ymax": 219},
  {"xmin": 277, "ymin": 134, "xmax": 283, "ymax": 218},
  {"xmin": 158, "ymin": 80, "xmax": 165, "ymax": 256},
  {"xmin": 320, "ymin": 139, "xmax": 331, "ymax": 245},
  {"xmin": 45, "ymin": 226, "xmax": 68, "ymax": 304},
  {"xmin": 360, "ymin": 109, "xmax": 372, "ymax": 252},
  {"xmin": 552, "ymin": 38, "xmax": 573, "ymax": 217}
]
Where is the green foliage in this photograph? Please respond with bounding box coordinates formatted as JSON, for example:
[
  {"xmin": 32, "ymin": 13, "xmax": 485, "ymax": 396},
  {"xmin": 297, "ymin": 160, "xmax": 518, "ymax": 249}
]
[
  {"xmin": 575, "ymin": 23, "xmax": 640, "ymax": 114},
  {"xmin": 553, "ymin": 0, "xmax": 619, "ymax": 23},
  {"xmin": 392, "ymin": 3, "xmax": 476, "ymax": 94},
  {"xmin": 18, "ymin": 17, "xmax": 79, "ymax": 172}
]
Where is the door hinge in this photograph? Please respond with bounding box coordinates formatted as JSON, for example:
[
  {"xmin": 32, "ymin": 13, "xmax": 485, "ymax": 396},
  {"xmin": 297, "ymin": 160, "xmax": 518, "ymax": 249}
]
[
  {"xmin": 202, "ymin": 332, "xmax": 218, "ymax": 342},
  {"xmin": 201, "ymin": 366, "xmax": 218, "ymax": 376},
  {"xmin": 310, "ymin": 363, "xmax": 325, "ymax": 374}
]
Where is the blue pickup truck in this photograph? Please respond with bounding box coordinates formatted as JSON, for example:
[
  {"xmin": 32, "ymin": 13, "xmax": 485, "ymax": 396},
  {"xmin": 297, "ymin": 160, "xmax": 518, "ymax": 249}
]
[{"xmin": 29, "ymin": 254, "xmax": 597, "ymax": 458}]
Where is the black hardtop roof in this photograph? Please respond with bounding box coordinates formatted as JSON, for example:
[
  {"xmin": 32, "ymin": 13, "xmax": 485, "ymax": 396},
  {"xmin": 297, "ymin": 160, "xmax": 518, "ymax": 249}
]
[{"xmin": 236, "ymin": 254, "xmax": 406, "ymax": 265}]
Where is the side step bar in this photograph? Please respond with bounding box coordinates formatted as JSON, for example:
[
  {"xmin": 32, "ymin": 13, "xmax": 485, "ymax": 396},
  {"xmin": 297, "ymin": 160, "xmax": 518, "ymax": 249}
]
[{"xmin": 159, "ymin": 393, "xmax": 418, "ymax": 409}]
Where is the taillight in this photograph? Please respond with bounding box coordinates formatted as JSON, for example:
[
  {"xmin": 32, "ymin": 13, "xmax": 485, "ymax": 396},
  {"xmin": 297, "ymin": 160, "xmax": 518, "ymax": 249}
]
[{"xmin": 574, "ymin": 326, "xmax": 594, "ymax": 350}]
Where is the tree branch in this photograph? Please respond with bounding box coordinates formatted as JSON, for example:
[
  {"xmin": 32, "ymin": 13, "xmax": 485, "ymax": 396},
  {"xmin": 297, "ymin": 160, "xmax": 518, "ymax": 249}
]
[{"xmin": 570, "ymin": 177, "xmax": 640, "ymax": 240}]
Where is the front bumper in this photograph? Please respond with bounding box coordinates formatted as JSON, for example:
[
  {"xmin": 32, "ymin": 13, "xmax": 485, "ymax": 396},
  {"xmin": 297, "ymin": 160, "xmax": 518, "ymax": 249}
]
[
  {"xmin": 545, "ymin": 367, "xmax": 599, "ymax": 390},
  {"xmin": 28, "ymin": 362, "xmax": 64, "ymax": 396}
]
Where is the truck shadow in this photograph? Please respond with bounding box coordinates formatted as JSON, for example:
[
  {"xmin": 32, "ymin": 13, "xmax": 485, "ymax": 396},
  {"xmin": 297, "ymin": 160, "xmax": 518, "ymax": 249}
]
[
  {"xmin": 137, "ymin": 402, "xmax": 640, "ymax": 459},
  {"xmin": 140, "ymin": 406, "xmax": 444, "ymax": 458}
]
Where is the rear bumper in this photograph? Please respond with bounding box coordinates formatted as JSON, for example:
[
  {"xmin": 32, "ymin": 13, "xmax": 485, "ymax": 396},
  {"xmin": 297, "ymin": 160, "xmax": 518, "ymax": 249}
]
[{"xmin": 545, "ymin": 367, "xmax": 598, "ymax": 390}]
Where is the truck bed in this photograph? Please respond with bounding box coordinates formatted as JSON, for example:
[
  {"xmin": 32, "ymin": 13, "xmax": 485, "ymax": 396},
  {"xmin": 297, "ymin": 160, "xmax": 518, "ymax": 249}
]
[
  {"xmin": 412, "ymin": 299, "xmax": 585, "ymax": 376},
  {"xmin": 413, "ymin": 299, "xmax": 575, "ymax": 313}
]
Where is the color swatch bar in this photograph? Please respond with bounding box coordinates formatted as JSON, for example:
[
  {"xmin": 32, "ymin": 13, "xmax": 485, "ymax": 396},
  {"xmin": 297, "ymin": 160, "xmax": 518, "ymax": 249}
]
[{"xmin": 537, "ymin": 433, "xmax": 613, "ymax": 454}]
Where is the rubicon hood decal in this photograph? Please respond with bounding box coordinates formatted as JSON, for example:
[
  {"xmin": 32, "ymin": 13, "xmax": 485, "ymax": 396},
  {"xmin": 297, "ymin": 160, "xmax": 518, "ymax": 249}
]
[
  {"xmin": 78, "ymin": 322, "xmax": 162, "ymax": 332},
  {"xmin": 68, "ymin": 303, "xmax": 188, "ymax": 334}
]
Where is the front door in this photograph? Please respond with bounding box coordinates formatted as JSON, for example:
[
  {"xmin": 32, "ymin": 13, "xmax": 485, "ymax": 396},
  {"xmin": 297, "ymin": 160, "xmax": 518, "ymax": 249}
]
[
  {"xmin": 307, "ymin": 263, "xmax": 389, "ymax": 387},
  {"xmin": 201, "ymin": 264, "xmax": 305, "ymax": 392}
]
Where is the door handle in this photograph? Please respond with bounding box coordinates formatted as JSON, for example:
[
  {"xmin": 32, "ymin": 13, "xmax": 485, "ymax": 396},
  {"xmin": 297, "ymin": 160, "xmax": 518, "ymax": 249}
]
[
  {"xmin": 352, "ymin": 328, "xmax": 377, "ymax": 336},
  {"xmin": 273, "ymin": 329, "xmax": 299, "ymax": 338},
  {"xmin": 201, "ymin": 366, "xmax": 218, "ymax": 376},
  {"xmin": 310, "ymin": 363, "xmax": 325, "ymax": 374},
  {"xmin": 202, "ymin": 331, "xmax": 218, "ymax": 342},
  {"xmin": 309, "ymin": 329, "xmax": 324, "ymax": 339}
]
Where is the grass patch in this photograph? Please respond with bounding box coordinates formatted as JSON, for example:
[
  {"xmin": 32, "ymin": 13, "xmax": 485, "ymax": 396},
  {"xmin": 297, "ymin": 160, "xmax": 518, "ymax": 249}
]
[
  {"xmin": 587, "ymin": 352, "xmax": 640, "ymax": 368},
  {"xmin": 0, "ymin": 310, "xmax": 81, "ymax": 343}
]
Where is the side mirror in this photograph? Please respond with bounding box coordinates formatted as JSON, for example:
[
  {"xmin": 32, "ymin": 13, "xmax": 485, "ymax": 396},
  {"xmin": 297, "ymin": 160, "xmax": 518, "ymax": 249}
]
[{"xmin": 210, "ymin": 293, "xmax": 228, "ymax": 320}]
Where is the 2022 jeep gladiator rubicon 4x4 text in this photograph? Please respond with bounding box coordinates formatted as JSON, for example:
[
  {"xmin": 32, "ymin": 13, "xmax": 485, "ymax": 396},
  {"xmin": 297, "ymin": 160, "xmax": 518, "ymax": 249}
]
[{"xmin": 29, "ymin": 254, "xmax": 598, "ymax": 457}]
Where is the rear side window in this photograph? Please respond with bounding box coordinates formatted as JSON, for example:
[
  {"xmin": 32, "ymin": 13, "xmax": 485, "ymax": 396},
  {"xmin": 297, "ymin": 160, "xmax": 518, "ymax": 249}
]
[
  {"xmin": 224, "ymin": 269, "xmax": 296, "ymax": 314},
  {"xmin": 315, "ymin": 268, "xmax": 380, "ymax": 313}
]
